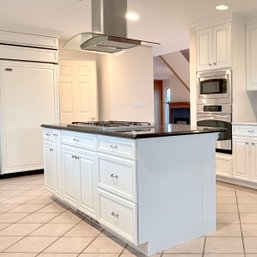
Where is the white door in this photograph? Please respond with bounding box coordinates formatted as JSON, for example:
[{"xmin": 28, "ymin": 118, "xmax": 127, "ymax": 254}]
[
  {"xmin": 59, "ymin": 60, "xmax": 98, "ymax": 124},
  {"xmin": 0, "ymin": 62, "xmax": 58, "ymax": 174}
]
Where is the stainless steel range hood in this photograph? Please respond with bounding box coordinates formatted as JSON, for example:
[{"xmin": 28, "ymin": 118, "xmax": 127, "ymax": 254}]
[{"xmin": 64, "ymin": 0, "xmax": 157, "ymax": 54}]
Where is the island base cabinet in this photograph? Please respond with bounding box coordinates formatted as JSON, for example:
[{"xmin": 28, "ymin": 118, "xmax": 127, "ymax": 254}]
[{"xmin": 98, "ymin": 189, "xmax": 137, "ymax": 244}]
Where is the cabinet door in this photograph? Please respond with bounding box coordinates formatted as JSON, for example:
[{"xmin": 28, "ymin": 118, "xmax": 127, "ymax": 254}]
[
  {"xmin": 251, "ymin": 138, "xmax": 257, "ymax": 182},
  {"xmin": 213, "ymin": 23, "xmax": 231, "ymax": 68},
  {"xmin": 62, "ymin": 146, "xmax": 78, "ymax": 207},
  {"xmin": 247, "ymin": 24, "xmax": 257, "ymax": 90},
  {"xmin": 196, "ymin": 28, "xmax": 212, "ymax": 71},
  {"xmin": 233, "ymin": 136, "xmax": 251, "ymax": 181},
  {"xmin": 77, "ymin": 151, "xmax": 97, "ymax": 218},
  {"xmin": 43, "ymin": 141, "xmax": 56, "ymax": 193}
]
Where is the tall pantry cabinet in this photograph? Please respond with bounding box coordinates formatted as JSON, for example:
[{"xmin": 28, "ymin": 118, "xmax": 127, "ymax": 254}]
[{"xmin": 0, "ymin": 29, "xmax": 59, "ymax": 175}]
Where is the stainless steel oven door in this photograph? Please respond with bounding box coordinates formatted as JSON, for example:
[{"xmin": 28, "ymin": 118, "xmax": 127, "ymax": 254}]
[{"xmin": 197, "ymin": 113, "xmax": 232, "ymax": 154}]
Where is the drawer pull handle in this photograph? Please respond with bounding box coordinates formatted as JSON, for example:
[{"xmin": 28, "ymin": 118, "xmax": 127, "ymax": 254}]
[
  {"xmin": 53, "ymin": 133, "xmax": 58, "ymax": 136},
  {"xmin": 111, "ymin": 212, "xmax": 119, "ymax": 218},
  {"xmin": 110, "ymin": 144, "xmax": 118, "ymax": 149},
  {"xmin": 110, "ymin": 174, "xmax": 118, "ymax": 179},
  {"xmin": 46, "ymin": 133, "xmax": 51, "ymax": 136},
  {"xmin": 252, "ymin": 143, "xmax": 255, "ymax": 146},
  {"xmin": 73, "ymin": 138, "xmax": 79, "ymax": 142},
  {"xmin": 49, "ymin": 148, "xmax": 54, "ymax": 152}
]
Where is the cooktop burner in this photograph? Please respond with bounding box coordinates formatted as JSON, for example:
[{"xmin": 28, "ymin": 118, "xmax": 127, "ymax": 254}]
[{"xmin": 67, "ymin": 120, "xmax": 154, "ymax": 131}]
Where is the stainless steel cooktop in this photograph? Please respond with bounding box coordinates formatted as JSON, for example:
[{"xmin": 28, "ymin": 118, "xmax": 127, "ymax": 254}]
[{"xmin": 67, "ymin": 120, "xmax": 154, "ymax": 131}]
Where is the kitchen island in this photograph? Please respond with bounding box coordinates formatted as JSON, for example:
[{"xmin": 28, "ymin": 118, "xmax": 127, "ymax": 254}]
[{"xmin": 41, "ymin": 123, "xmax": 222, "ymax": 256}]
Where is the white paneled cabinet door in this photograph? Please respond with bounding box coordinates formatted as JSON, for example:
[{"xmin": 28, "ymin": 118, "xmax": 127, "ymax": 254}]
[
  {"xmin": 62, "ymin": 146, "xmax": 78, "ymax": 207},
  {"xmin": 59, "ymin": 60, "xmax": 97, "ymax": 124},
  {"xmin": 213, "ymin": 23, "xmax": 231, "ymax": 68},
  {"xmin": 77, "ymin": 150, "xmax": 97, "ymax": 218},
  {"xmin": 233, "ymin": 136, "xmax": 251, "ymax": 181},
  {"xmin": 0, "ymin": 62, "xmax": 58, "ymax": 174},
  {"xmin": 43, "ymin": 141, "xmax": 56, "ymax": 193},
  {"xmin": 247, "ymin": 23, "xmax": 257, "ymax": 90},
  {"xmin": 251, "ymin": 137, "xmax": 257, "ymax": 182},
  {"xmin": 196, "ymin": 28, "xmax": 212, "ymax": 71}
]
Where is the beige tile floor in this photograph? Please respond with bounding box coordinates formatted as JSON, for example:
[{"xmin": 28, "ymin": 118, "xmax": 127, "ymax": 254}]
[{"xmin": 0, "ymin": 174, "xmax": 257, "ymax": 257}]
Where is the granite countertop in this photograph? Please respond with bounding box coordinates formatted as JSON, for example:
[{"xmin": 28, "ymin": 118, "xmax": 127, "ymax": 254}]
[{"xmin": 41, "ymin": 123, "xmax": 224, "ymax": 139}]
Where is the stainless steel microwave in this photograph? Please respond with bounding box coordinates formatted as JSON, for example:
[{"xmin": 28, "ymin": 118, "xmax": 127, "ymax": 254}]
[{"xmin": 197, "ymin": 69, "xmax": 232, "ymax": 104}]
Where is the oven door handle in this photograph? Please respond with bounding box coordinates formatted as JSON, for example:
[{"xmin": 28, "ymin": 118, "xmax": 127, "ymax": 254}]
[{"xmin": 197, "ymin": 115, "xmax": 231, "ymax": 122}]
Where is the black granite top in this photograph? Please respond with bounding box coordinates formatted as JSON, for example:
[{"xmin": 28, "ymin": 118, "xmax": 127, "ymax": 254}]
[{"xmin": 41, "ymin": 123, "xmax": 224, "ymax": 139}]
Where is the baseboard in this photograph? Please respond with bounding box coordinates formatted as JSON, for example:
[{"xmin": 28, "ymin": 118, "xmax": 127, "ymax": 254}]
[{"xmin": 0, "ymin": 169, "xmax": 44, "ymax": 179}]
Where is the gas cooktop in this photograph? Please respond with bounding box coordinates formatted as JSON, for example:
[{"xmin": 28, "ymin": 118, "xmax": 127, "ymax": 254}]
[{"xmin": 67, "ymin": 120, "xmax": 154, "ymax": 131}]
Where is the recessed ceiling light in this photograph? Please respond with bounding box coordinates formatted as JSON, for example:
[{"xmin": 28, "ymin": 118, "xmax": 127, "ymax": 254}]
[
  {"xmin": 125, "ymin": 12, "xmax": 139, "ymax": 21},
  {"xmin": 216, "ymin": 4, "xmax": 229, "ymax": 10}
]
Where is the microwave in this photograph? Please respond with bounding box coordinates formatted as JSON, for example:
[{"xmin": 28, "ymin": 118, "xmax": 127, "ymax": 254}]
[{"xmin": 197, "ymin": 69, "xmax": 232, "ymax": 104}]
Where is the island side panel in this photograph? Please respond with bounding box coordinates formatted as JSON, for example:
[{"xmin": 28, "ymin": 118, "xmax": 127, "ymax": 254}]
[{"xmin": 136, "ymin": 133, "xmax": 217, "ymax": 255}]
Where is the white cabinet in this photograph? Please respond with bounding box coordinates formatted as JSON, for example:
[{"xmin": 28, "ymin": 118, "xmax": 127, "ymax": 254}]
[
  {"xmin": 43, "ymin": 129, "xmax": 61, "ymax": 197},
  {"xmin": 246, "ymin": 23, "xmax": 257, "ymax": 90},
  {"xmin": 233, "ymin": 124, "xmax": 257, "ymax": 182},
  {"xmin": 196, "ymin": 23, "xmax": 231, "ymax": 71},
  {"xmin": 61, "ymin": 131, "xmax": 97, "ymax": 219},
  {"xmin": 0, "ymin": 62, "xmax": 58, "ymax": 175}
]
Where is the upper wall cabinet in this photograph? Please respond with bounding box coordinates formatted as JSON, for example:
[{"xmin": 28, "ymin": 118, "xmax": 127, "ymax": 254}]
[
  {"xmin": 247, "ymin": 23, "xmax": 257, "ymax": 91},
  {"xmin": 196, "ymin": 23, "xmax": 231, "ymax": 71}
]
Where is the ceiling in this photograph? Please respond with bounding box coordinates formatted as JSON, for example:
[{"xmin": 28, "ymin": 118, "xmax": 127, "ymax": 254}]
[{"xmin": 1, "ymin": 0, "xmax": 257, "ymax": 56}]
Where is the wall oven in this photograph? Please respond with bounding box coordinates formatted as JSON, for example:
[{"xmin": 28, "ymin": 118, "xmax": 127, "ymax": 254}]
[
  {"xmin": 197, "ymin": 69, "xmax": 232, "ymax": 104},
  {"xmin": 197, "ymin": 104, "xmax": 232, "ymax": 154}
]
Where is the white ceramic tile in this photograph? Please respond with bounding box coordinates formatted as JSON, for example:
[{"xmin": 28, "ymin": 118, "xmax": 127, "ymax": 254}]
[
  {"xmin": 0, "ymin": 236, "xmax": 22, "ymax": 252},
  {"xmin": 216, "ymin": 213, "xmax": 240, "ymax": 224},
  {"xmin": 244, "ymin": 237, "xmax": 257, "ymax": 253},
  {"xmin": 0, "ymin": 212, "xmax": 29, "ymax": 223},
  {"xmin": 48, "ymin": 210, "xmax": 82, "ymax": 224},
  {"xmin": 164, "ymin": 237, "xmax": 204, "ymax": 254},
  {"xmin": 216, "ymin": 204, "xmax": 238, "ymax": 213},
  {"xmin": 44, "ymin": 236, "xmax": 94, "ymax": 253},
  {"xmin": 30, "ymin": 223, "xmax": 75, "ymax": 236},
  {"xmin": 4, "ymin": 236, "xmax": 58, "ymax": 253},
  {"xmin": 208, "ymin": 223, "xmax": 241, "ymax": 237},
  {"xmin": 83, "ymin": 236, "xmax": 126, "ymax": 253},
  {"xmin": 64, "ymin": 220, "xmax": 102, "ymax": 237},
  {"xmin": 205, "ymin": 237, "xmax": 244, "ymax": 253},
  {"xmin": 0, "ymin": 223, "xmax": 42, "ymax": 236},
  {"xmin": 18, "ymin": 212, "xmax": 60, "ymax": 223}
]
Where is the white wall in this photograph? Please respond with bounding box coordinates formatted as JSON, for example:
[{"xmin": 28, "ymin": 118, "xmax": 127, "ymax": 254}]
[{"xmin": 97, "ymin": 46, "xmax": 155, "ymax": 122}]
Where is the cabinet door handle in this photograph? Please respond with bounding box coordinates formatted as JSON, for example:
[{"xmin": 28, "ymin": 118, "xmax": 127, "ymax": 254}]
[
  {"xmin": 110, "ymin": 144, "xmax": 118, "ymax": 149},
  {"xmin": 46, "ymin": 133, "xmax": 51, "ymax": 136},
  {"xmin": 49, "ymin": 148, "xmax": 54, "ymax": 152},
  {"xmin": 73, "ymin": 138, "xmax": 79, "ymax": 142},
  {"xmin": 248, "ymin": 130, "xmax": 255, "ymax": 133},
  {"xmin": 111, "ymin": 211, "xmax": 119, "ymax": 218},
  {"xmin": 5, "ymin": 68, "xmax": 12, "ymax": 71},
  {"xmin": 252, "ymin": 143, "xmax": 255, "ymax": 146},
  {"xmin": 208, "ymin": 63, "xmax": 212, "ymax": 66},
  {"xmin": 110, "ymin": 174, "xmax": 119, "ymax": 179},
  {"xmin": 213, "ymin": 62, "xmax": 217, "ymax": 65},
  {"xmin": 53, "ymin": 133, "xmax": 58, "ymax": 136},
  {"xmin": 246, "ymin": 142, "xmax": 249, "ymax": 145}
]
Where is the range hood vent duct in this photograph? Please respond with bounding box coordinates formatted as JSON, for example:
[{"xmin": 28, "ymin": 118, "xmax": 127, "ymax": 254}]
[{"xmin": 64, "ymin": 0, "xmax": 158, "ymax": 54}]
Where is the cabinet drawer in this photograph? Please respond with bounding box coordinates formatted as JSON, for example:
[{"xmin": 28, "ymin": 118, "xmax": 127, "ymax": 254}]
[
  {"xmin": 97, "ymin": 136, "xmax": 135, "ymax": 159},
  {"xmin": 43, "ymin": 129, "xmax": 59, "ymax": 141},
  {"xmin": 98, "ymin": 155, "xmax": 136, "ymax": 201},
  {"xmin": 98, "ymin": 189, "xmax": 137, "ymax": 243},
  {"xmin": 61, "ymin": 131, "xmax": 96, "ymax": 151},
  {"xmin": 233, "ymin": 125, "xmax": 257, "ymax": 136}
]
